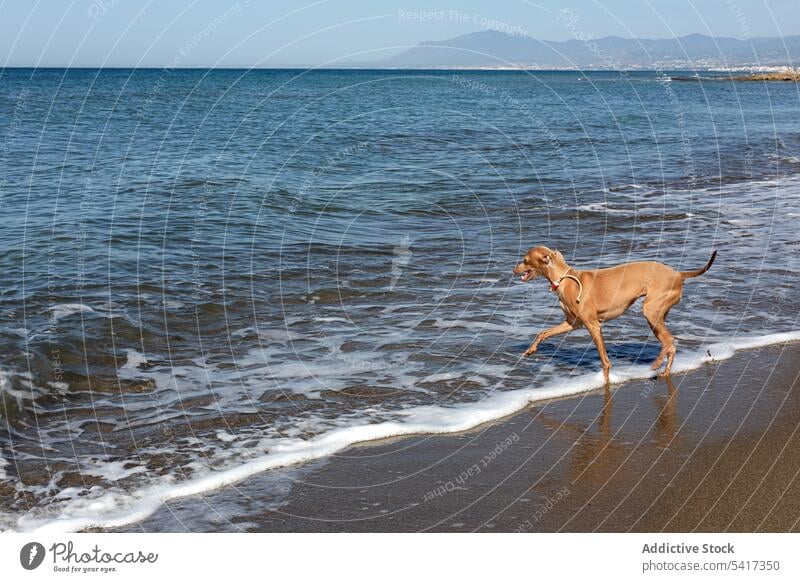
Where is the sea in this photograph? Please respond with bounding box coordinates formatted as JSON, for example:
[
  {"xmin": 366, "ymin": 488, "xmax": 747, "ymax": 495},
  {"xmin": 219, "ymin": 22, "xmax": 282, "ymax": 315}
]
[{"xmin": 1, "ymin": 68, "xmax": 799, "ymax": 532}]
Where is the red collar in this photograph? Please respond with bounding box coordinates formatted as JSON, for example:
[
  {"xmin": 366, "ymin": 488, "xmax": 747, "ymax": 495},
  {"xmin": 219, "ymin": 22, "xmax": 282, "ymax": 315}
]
[{"xmin": 548, "ymin": 270, "xmax": 584, "ymax": 304}]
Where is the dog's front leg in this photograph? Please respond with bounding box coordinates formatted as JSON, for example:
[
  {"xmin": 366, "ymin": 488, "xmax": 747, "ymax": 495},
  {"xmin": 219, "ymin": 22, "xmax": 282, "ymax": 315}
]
[
  {"xmin": 585, "ymin": 321, "xmax": 612, "ymax": 383},
  {"xmin": 523, "ymin": 321, "xmax": 574, "ymax": 356}
]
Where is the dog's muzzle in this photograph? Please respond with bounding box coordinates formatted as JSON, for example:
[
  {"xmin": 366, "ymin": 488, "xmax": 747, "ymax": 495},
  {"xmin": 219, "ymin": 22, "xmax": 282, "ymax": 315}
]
[{"xmin": 514, "ymin": 263, "xmax": 536, "ymax": 282}]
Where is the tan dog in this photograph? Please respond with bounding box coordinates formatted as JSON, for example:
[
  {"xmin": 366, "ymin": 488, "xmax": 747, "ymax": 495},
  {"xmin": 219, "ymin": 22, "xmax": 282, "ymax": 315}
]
[{"xmin": 513, "ymin": 247, "xmax": 716, "ymax": 382}]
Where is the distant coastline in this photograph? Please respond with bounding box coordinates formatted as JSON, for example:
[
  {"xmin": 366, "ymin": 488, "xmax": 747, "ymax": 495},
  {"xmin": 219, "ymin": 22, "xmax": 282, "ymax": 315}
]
[
  {"xmin": 728, "ymin": 70, "xmax": 800, "ymax": 80},
  {"xmin": 377, "ymin": 30, "xmax": 800, "ymax": 70},
  {"xmin": 672, "ymin": 67, "xmax": 800, "ymax": 81}
]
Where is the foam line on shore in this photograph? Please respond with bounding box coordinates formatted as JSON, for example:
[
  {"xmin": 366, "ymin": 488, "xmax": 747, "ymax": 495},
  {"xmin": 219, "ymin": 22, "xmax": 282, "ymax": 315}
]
[{"xmin": 9, "ymin": 330, "xmax": 800, "ymax": 533}]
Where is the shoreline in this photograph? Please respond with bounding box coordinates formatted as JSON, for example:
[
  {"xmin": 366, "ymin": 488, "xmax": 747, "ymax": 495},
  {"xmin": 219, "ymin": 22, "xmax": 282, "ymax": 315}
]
[{"xmin": 116, "ymin": 341, "xmax": 800, "ymax": 532}]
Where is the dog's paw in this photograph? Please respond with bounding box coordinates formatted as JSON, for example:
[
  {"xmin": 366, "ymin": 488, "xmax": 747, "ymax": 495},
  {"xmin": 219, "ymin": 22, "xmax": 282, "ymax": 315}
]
[{"xmin": 522, "ymin": 346, "xmax": 538, "ymax": 356}]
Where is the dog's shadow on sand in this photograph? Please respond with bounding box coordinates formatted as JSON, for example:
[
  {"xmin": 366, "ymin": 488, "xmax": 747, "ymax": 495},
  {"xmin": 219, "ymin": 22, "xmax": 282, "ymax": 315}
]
[{"xmin": 518, "ymin": 341, "xmax": 661, "ymax": 371}]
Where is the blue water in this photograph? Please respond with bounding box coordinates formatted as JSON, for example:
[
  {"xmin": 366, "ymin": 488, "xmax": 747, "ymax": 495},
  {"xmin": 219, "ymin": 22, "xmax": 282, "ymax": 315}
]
[{"xmin": 1, "ymin": 68, "xmax": 799, "ymax": 531}]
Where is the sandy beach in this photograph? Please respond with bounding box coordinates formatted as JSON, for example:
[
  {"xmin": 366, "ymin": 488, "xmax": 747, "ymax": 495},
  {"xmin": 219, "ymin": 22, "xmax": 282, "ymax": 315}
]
[{"xmin": 114, "ymin": 342, "xmax": 800, "ymax": 532}]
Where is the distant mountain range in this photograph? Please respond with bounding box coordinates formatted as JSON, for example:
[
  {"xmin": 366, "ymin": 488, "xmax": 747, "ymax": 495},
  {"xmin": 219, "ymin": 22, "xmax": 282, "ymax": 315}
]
[{"xmin": 376, "ymin": 31, "xmax": 800, "ymax": 69}]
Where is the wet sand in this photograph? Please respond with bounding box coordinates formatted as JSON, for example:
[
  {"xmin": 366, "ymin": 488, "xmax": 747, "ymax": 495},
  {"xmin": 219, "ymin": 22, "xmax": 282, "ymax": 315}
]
[{"xmin": 116, "ymin": 342, "xmax": 800, "ymax": 532}]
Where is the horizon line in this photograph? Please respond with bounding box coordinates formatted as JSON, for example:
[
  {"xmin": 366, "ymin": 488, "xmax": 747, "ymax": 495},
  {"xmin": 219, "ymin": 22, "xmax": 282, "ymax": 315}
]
[{"xmin": 0, "ymin": 65, "xmax": 794, "ymax": 71}]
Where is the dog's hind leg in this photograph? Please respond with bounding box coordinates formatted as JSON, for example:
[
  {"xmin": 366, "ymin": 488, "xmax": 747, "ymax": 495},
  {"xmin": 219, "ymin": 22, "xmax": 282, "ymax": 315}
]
[{"xmin": 643, "ymin": 291, "xmax": 681, "ymax": 377}]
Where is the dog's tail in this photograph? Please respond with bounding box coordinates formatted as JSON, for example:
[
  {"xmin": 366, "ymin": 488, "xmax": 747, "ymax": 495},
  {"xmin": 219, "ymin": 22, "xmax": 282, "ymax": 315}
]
[{"xmin": 680, "ymin": 250, "xmax": 717, "ymax": 280}]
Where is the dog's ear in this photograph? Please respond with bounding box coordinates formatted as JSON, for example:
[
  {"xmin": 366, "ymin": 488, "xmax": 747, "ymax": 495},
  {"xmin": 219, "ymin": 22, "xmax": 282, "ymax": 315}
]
[{"xmin": 538, "ymin": 246, "xmax": 552, "ymax": 265}]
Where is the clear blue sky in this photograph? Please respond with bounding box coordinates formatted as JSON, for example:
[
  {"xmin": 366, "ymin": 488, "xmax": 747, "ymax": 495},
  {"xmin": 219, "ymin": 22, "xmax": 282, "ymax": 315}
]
[{"xmin": 1, "ymin": 0, "xmax": 798, "ymax": 67}]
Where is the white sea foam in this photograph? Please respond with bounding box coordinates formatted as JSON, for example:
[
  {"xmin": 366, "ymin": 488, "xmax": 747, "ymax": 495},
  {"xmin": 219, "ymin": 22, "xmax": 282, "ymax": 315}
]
[
  {"xmin": 421, "ymin": 372, "xmax": 462, "ymax": 383},
  {"xmin": 231, "ymin": 326, "xmax": 307, "ymax": 343},
  {"xmin": 81, "ymin": 460, "xmax": 149, "ymax": 482},
  {"xmin": 48, "ymin": 303, "xmax": 97, "ymax": 320},
  {"xmin": 0, "ymin": 367, "xmax": 42, "ymax": 405},
  {"xmin": 576, "ymin": 202, "xmax": 636, "ymax": 216},
  {"xmin": 216, "ymin": 431, "xmax": 238, "ymax": 443},
  {"xmin": 120, "ymin": 349, "xmax": 148, "ymax": 373},
  {"xmin": 258, "ymin": 329, "xmax": 306, "ymax": 343},
  {"xmin": 47, "ymin": 303, "xmax": 139, "ymax": 326},
  {"xmin": 7, "ymin": 329, "xmax": 799, "ymax": 534},
  {"xmin": 433, "ymin": 318, "xmax": 535, "ymax": 336}
]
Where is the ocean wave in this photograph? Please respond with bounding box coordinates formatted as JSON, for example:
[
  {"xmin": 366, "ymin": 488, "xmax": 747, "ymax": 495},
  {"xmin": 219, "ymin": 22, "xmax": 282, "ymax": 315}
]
[
  {"xmin": 576, "ymin": 202, "xmax": 636, "ymax": 216},
  {"xmin": 120, "ymin": 349, "xmax": 148, "ymax": 373},
  {"xmin": 433, "ymin": 317, "xmax": 535, "ymax": 336},
  {"xmin": 6, "ymin": 330, "xmax": 799, "ymax": 533},
  {"xmin": 604, "ymin": 183, "xmax": 646, "ymax": 192},
  {"xmin": 0, "ymin": 367, "xmax": 42, "ymax": 406},
  {"xmin": 48, "ymin": 303, "xmax": 97, "ymax": 321}
]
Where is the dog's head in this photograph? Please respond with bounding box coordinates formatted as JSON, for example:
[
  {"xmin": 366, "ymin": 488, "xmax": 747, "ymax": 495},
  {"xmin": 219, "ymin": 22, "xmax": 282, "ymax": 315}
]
[{"xmin": 513, "ymin": 246, "xmax": 563, "ymax": 282}]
